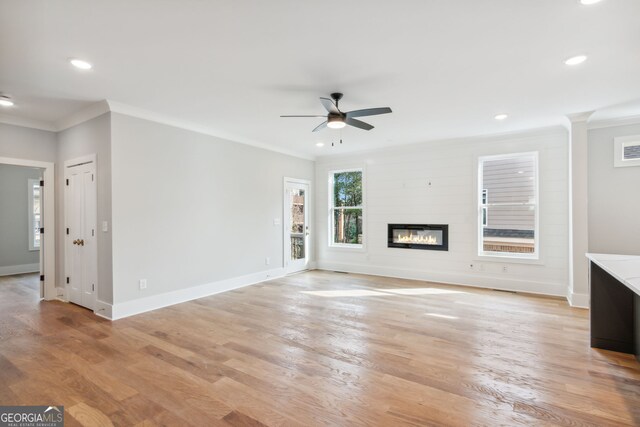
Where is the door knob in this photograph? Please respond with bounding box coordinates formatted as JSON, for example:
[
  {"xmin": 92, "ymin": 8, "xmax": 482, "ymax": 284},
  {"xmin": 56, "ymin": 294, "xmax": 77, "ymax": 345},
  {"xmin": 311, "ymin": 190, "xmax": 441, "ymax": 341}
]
[
  {"xmin": 73, "ymin": 239, "xmax": 78, "ymax": 245},
  {"xmin": 79, "ymin": 239, "xmax": 84, "ymax": 246}
]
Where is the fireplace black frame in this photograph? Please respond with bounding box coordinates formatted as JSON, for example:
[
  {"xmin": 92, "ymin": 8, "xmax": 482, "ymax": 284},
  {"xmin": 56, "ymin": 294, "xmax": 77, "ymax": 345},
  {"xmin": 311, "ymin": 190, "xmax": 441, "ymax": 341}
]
[{"xmin": 387, "ymin": 224, "xmax": 449, "ymax": 251}]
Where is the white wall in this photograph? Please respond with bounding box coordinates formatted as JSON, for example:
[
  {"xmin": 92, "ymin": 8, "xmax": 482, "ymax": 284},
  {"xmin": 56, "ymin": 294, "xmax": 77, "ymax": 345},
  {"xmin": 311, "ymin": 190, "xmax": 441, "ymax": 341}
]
[
  {"xmin": 0, "ymin": 122, "xmax": 57, "ymax": 163},
  {"xmin": 110, "ymin": 113, "xmax": 314, "ymax": 306},
  {"xmin": 56, "ymin": 113, "xmax": 113, "ymax": 304},
  {"xmin": 315, "ymin": 128, "xmax": 569, "ymax": 296},
  {"xmin": 0, "ymin": 164, "xmax": 42, "ymax": 271},
  {"xmin": 588, "ymin": 123, "xmax": 640, "ymax": 255},
  {"xmin": 0, "ymin": 124, "xmax": 56, "ymax": 278}
]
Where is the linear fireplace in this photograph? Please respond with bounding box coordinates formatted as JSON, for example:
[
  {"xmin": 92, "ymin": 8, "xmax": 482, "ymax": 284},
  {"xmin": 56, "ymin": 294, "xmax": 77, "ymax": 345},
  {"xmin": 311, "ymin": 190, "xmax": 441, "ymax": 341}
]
[{"xmin": 388, "ymin": 224, "xmax": 449, "ymax": 251}]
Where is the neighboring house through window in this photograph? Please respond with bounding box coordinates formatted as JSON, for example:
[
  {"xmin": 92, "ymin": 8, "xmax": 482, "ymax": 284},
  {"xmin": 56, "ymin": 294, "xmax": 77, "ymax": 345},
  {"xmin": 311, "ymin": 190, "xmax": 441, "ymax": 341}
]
[{"xmin": 478, "ymin": 152, "xmax": 538, "ymax": 258}]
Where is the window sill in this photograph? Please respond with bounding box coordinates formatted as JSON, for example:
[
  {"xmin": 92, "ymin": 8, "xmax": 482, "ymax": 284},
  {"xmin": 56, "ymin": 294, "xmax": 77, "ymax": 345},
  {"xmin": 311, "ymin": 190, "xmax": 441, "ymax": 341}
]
[
  {"xmin": 476, "ymin": 253, "xmax": 544, "ymax": 265},
  {"xmin": 328, "ymin": 244, "xmax": 365, "ymax": 252}
]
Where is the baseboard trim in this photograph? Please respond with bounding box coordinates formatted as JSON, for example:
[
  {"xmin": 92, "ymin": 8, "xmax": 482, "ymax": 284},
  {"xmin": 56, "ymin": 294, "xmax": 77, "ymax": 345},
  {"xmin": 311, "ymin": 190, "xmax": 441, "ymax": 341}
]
[
  {"xmin": 316, "ymin": 261, "xmax": 567, "ymax": 298},
  {"xmin": 568, "ymin": 292, "xmax": 590, "ymax": 309},
  {"xmin": 0, "ymin": 263, "xmax": 40, "ymax": 277},
  {"xmin": 95, "ymin": 300, "xmax": 113, "ymax": 319},
  {"xmin": 109, "ymin": 267, "xmax": 286, "ymax": 320}
]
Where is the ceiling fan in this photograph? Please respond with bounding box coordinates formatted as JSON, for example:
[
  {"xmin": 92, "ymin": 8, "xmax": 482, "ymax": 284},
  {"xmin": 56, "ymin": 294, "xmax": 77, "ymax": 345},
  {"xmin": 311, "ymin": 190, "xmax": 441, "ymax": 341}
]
[{"xmin": 281, "ymin": 93, "xmax": 392, "ymax": 132}]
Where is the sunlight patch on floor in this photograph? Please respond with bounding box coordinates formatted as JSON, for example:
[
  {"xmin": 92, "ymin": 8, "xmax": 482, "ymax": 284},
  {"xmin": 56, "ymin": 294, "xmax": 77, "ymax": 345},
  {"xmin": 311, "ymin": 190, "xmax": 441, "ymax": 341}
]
[
  {"xmin": 302, "ymin": 287, "xmax": 466, "ymax": 298},
  {"xmin": 425, "ymin": 313, "xmax": 459, "ymax": 320},
  {"xmin": 301, "ymin": 289, "xmax": 389, "ymax": 297},
  {"xmin": 376, "ymin": 288, "xmax": 466, "ymax": 295}
]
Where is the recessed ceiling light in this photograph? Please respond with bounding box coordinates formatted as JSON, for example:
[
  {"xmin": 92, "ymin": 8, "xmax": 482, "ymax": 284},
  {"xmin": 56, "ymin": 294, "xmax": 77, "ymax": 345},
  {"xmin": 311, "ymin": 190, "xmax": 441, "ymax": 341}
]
[
  {"xmin": 0, "ymin": 96, "xmax": 14, "ymax": 107},
  {"xmin": 494, "ymin": 114, "xmax": 508, "ymax": 120},
  {"xmin": 579, "ymin": 0, "xmax": 602, "ymax": 5},
  {"xmin": 564, "ymin": 55, "xmax": 587, "ymax": 66},
  {"xmin": 70, "ymin": 58, "xmax": 93, "ymax": 70},
  {"xmin": 316, "ymin": 142, "xmax": 325, "ymax": 147}
]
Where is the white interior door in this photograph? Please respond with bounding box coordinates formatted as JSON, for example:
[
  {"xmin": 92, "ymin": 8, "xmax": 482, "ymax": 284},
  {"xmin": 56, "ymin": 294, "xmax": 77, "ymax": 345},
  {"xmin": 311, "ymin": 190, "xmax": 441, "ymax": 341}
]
[
  {"xmin": 284, "ymin": 179, "xmax": 310, "ymax": 274},
  {"xmin": 65, "ymin": 159, "xmax": 97, "ymax": 310}
]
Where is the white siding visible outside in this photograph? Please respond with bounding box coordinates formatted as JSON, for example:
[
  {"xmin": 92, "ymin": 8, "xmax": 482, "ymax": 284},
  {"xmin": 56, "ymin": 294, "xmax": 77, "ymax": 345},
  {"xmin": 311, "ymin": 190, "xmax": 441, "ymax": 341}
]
[
  {"xmin": 479, "ymin": 152, "xmax": 538, "ymax": 258},
  {"xmin": 482, "ymin": 156, "xmax": 536, "ymax": 230}
]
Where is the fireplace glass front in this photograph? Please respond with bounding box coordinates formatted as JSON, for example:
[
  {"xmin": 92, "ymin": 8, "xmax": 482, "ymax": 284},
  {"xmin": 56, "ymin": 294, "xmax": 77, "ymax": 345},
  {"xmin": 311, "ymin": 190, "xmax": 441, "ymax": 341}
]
[{"xmin": 388, "ymin": 224, "xmax": 449, "ymax": 251}]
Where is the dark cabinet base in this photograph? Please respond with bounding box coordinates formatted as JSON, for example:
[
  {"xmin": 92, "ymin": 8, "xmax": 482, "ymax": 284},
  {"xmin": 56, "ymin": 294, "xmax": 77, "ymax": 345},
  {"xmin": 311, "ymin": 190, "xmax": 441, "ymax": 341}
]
[{"xmin": 590, "ymin": 262, "xmax": 640, "ymax": 361}]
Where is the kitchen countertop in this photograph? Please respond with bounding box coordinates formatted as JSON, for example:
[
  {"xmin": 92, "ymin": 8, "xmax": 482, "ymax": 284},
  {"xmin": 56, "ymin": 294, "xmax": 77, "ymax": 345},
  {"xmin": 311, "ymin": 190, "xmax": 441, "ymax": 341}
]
[{"xmin": 586, "ymin": 253, "xmax": 640, "ymax": 296}]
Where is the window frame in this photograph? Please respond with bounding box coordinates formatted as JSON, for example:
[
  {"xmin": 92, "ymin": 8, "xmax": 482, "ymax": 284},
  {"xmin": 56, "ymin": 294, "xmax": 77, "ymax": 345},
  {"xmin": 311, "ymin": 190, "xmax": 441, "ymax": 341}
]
[
  {"xmin": 27, "ymin": 178, "xmax": 41, "ymax": 251},
  {"xmin": 328, "ymin": 168, "xmax": 365, "ymax": 249},
  {"xmin": 481, "ymin": 189, "xmax": 488, "ymax": 227},
  {"xmin": 477, "ymin": 152, "xmax": 539, "ymax": 260}
]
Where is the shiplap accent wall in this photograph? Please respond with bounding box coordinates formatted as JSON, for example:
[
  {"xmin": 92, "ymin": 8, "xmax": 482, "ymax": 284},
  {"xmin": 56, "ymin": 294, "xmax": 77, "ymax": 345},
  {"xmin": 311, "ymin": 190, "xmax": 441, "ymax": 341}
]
[{"xmin": 315, "ymin": 128, "xmax": 569, "ymax": 296}]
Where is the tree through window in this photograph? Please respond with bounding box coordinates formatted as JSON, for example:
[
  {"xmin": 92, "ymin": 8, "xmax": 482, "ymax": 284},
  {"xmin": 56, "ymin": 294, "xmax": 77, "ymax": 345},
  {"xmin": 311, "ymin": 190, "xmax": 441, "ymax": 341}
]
[{"xmin": 330, "ymin": 170, "xmax": 363, "ymax": 246}]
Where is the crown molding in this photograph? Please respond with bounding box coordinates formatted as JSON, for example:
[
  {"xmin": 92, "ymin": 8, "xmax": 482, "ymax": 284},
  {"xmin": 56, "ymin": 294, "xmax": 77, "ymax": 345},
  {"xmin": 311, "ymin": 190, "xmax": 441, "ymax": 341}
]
[
  {"xmin": 587, "ymin": 114, "xmax": 640, "ymax": 130},
  {"xmin": 566, "ymin": 111, "xmax": 595, "ymax": 123},
  {"xmin": 106, "ymin": 100, "xmax": 315, "ymax": 161},
  {"xmin": 55, "ymin": 100, "xmax": 110, "ymax": 131},
  {"xmin": 0, "ymin": 113, "xmax": 57, "ymax": 132}
]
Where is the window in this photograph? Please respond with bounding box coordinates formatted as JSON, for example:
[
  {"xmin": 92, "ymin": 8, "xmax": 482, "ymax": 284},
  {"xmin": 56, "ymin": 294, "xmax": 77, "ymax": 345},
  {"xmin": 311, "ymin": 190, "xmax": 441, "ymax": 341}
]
[
  {"xmin": 28, "ymin": 179, "xmax": 41, "ymax": 251},
  {"xmin": 614, "ymin": 135, "xmax": 640, "ymax": 168},
  {"xmin": 329, "ymin": 169, "xmax": 363, "ymax": 247},
  {"xmin": 478, "ymin": 152, "xmax": 538, "ymax": 258}
]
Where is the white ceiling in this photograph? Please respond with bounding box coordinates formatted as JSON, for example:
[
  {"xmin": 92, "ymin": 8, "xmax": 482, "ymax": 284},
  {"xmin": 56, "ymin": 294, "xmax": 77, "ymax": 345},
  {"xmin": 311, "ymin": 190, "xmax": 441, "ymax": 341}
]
[{"xmin": 1, "ymin": 0, "xmax": 640, "ymax": 158}]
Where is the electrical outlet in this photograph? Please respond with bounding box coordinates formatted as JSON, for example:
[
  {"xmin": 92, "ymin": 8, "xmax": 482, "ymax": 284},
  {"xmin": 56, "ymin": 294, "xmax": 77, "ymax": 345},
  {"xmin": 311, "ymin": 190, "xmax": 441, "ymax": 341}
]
[
  {"xmin": 265, "ymin": 257, "xmax": 270, "ymax": 265},
  {"xmin": 139, "ymin": 279, "xmax": 147, "ymax": 290},
  {"xmin": 502, "ymin": 265, "xmax": 508, "ymax": 273}
]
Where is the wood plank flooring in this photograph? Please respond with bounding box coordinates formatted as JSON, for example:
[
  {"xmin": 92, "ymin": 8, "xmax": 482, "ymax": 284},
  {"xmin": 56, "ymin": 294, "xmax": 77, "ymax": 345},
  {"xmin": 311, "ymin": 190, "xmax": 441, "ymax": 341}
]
[{"xmin": 1, "ymin": 271, "xmax": 639, "ymax": 426}]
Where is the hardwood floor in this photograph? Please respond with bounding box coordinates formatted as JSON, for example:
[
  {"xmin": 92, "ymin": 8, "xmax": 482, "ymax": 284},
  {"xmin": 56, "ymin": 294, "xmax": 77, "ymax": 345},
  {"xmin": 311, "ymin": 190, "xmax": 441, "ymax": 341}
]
[{"xmin": 1, "ymin": 271, "xmax": 639, "ymax": 426}]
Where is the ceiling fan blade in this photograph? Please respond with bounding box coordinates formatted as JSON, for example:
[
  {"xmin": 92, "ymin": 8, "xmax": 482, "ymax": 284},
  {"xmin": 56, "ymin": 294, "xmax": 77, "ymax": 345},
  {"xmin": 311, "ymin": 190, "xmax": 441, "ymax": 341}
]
[
  {"xmin": 312, "ymin": 121, "xmax": 328, "ymax": 132},
  {"xmin": 319, "ymin": 97, "xmax": 340, "ymax": 114},
  {"xmin": 346, "ymin": 118, "xmax": 374, "ymax": 131},
  {"xmin": 346, "ymin": 107, "xmax": 392, "ymax": 118},
  {"xmin": 280, "ymin": 115, "xmax": 327, "ymax": 118}
]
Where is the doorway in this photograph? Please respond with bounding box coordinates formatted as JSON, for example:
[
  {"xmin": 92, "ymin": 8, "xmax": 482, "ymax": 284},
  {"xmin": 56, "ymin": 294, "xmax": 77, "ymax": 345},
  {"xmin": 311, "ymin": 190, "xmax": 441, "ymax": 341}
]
[
  {"xmin": 64, "ymin": 155, "xmax": 97, "ymax": 310},
  {"xmin": 284, "ymin": 178, "xmax": 311, "ymax": 274},
  {"xmin": 0, "ymin": 157, "xmax": 55, "ymax": 300}
]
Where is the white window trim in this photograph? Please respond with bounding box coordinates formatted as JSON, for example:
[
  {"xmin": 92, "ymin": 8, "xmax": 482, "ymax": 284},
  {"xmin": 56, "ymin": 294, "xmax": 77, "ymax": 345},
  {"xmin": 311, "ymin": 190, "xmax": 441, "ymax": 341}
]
[
  {"xmin": 328, "ymin": 168, "xmax": 365, "ymax": 249},
  {"xmin": 27, "ymin": 178, "xmax": 40, "ymax": 251},
  {"xmin": 477, "ymin": 151, "xmax": 539, "ymax": 260}
]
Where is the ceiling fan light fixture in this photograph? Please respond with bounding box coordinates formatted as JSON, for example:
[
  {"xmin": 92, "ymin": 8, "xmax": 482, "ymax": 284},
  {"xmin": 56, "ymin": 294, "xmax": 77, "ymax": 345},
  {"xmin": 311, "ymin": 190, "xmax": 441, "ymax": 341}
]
[{"xmin": 327, "ymin": 116, "xmax": 346, "ymax": 129}]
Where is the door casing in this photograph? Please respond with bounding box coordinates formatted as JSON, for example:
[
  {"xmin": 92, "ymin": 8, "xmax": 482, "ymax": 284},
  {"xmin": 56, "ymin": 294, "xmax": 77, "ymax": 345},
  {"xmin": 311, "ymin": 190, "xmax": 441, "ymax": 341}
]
[{"xmin": 0, "ymin": 156, "xmax": 55, "ymax": 300}]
